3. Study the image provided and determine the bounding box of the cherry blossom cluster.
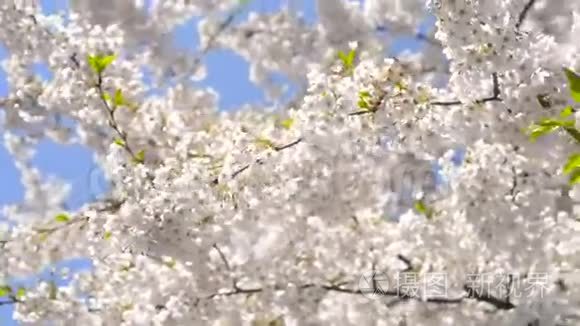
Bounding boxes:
[0,0,580,325]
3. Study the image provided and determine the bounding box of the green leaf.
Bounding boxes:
[564,127,580,143]
[338,49,356,74]
[38,230,49,241]
[0,285,12,297]
[103,231,112,240]
[101,92,111,102]
[133,150,145,164]
[526,117,576,142]
[414,200,427,214]
[54,213,70,223]
[395,81,407,92]
[537,118,574,128]
[564,68,580,102]
[254,137,275,149]
[359,90,371,99]
[113,89,126,107]
[87,54,116,75]
[100,55,116,69]
[279,118,294,130]
[16,287,25,299]
[414,200,434,219]
[527,124,558,142]
[570,169,580,185]
[346,49,356,65]
[564,153,580,174]
[113,138,125,147]
[357,98,370,110]
[560,105,575,118]
[357,90,374,110]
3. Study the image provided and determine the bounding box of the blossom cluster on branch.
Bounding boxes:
[1,0,580,325]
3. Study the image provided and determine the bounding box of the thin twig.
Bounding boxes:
[94,75,137,159]
[212,243,232,271]
[463,284,516,310]
[214,138,303,184]
[431,73,501,106]
[273,137,303,151]
[397,254,413,272]
[197,278,516,311]
[516,0,537,30]
[0,298,17,306]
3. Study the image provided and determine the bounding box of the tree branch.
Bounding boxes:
[397,254,413,272]
[515,0,537,30]
[214,138,303,184]
[0,295,19,306]
[430,73,501,106]
[197,278,516,311]
[463,284,516,310]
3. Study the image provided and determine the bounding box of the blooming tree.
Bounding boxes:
[2,0,580,325]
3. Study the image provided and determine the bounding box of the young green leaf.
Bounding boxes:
[38,230,49,241]
[113,138,125,147]
[564,68,580,102]
[346,49,356,66]
[357,99,370,109]
[113,89,126,107]
[103,231,112,240]
[527,124,558,142]
[0,285,12,297]
[54,213,70,223]
[357,90,372,110]
[564,153,580,174]
[526,117,576,142]
[101,92,111,102]
[536,118,574,128]
[87,54,116,75]
[133,150,145,164]
[395,81,407,92]
[278,118,294,130]
[359,90,371,99]
[560,105,575,118]
[16,287,26,299]
[570,169,580,185]
[338,49,356,74]
[414,200,434,219]
[254,137,275,150]
[564,127,580,143]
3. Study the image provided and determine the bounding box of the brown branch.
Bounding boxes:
[397,254,413,272]
[212,244,232,271]
[213,138,303,184]
[463,284,516,310]
[431,73,501,106]
[94,75,137,160]
[0,299,17,306]
[197,279,514,311]
[516,0,537,30]
[273,137,303,152]
[415,31,440,47]
[0,295,19,306]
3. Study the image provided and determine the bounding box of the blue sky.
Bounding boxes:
[0,1,431,323]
